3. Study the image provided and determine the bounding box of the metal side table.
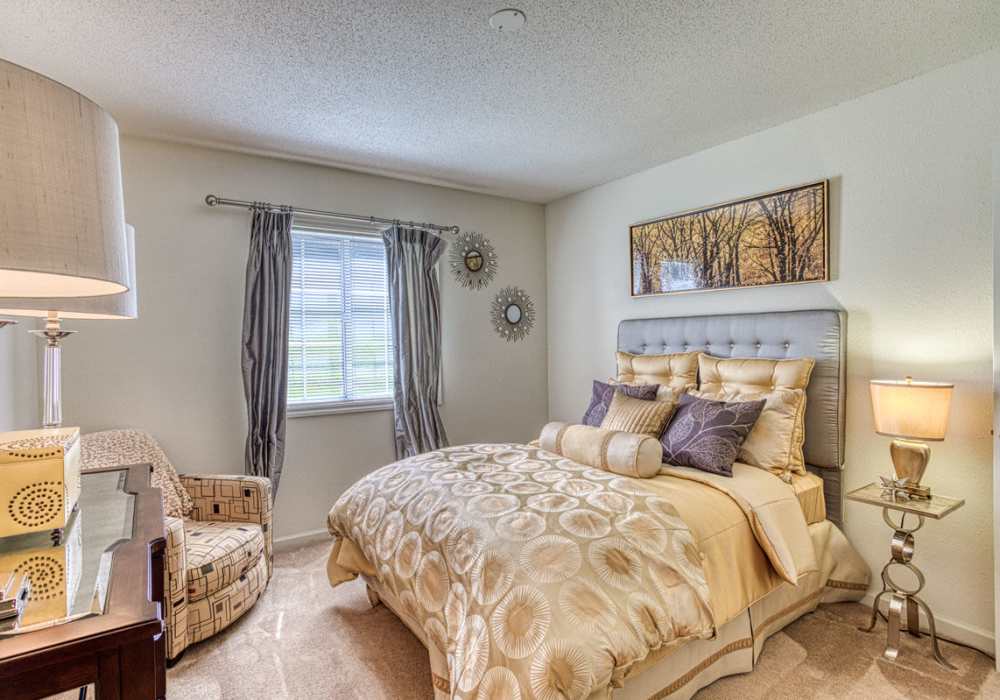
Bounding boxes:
[847,483,964,669]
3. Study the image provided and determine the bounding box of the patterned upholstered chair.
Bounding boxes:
[80,429,273,662]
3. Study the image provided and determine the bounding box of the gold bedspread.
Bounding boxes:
[649,472,778,624]
[655,463,819,623]
[326,444,817,699]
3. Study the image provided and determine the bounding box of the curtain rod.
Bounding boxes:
[203,195,460,235]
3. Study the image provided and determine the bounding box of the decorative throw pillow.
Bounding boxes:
[616,350,699,391]
[660,393,766,476]
[538,421,663,478]
[690,387,805,479]
[695,354,815,477]
[600,390,676,437]
[608,379,686,406]
[582,380,659,427]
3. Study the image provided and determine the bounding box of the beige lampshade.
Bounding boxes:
[0,225,137,320]
[0,59,129,297]
[870,378,953,441]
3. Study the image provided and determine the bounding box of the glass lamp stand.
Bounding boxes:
[28,312,75,429]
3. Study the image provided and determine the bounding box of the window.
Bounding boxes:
[287,227,393,414]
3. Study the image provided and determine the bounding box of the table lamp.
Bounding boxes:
[870,376,953,500]
[0,226,137,428]
[0,59,131,428]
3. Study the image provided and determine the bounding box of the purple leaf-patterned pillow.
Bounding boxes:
[660,393,766,476]
[582,380,660,427]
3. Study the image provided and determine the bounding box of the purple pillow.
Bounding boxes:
[582,380,660,426]
[660,393,766,477]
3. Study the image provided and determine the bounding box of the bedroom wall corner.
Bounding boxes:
[545,49,1000,650]
[993,141,1000,669]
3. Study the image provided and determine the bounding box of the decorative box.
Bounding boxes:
[0,427,81,538]
[0,507,82,628]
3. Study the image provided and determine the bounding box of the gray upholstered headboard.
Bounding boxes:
[618,309,846,526]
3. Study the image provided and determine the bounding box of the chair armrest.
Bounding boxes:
[163,516,189,660]
[178,473,274,580]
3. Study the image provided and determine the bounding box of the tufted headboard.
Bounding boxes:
[618,309,846,526]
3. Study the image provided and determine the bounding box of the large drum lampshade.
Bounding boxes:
[0,59,129,297]
[0,225,137,319]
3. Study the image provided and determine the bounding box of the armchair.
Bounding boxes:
[80,430,273,661]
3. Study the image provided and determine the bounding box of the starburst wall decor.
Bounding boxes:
[491,286,535,343]
[449,231,498,290]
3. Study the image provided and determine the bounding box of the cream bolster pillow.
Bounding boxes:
[539,421,663,478]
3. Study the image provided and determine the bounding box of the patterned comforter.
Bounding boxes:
[327,444,717,699]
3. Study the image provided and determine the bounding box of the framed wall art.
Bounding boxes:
[630,180,828,296]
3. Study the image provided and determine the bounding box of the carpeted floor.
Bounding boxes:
[56,539,999,699]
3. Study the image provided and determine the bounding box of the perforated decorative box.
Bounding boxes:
[0,506,82,628]
[0,428,81,538]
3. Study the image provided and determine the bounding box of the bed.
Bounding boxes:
[325,309,870,699]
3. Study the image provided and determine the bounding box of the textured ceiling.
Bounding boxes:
[2,1,998,203]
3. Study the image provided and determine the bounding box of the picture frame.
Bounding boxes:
[629,180,829,297]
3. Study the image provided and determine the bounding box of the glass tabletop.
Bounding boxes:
[0,468,135,636]
[845,482,964,520]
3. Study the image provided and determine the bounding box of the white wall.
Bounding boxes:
[0,323,38,432]
[546,50,999,648]
[993,143,1000,669]
[59,137,547,539]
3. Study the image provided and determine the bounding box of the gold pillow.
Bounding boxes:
[600,391,675,437]
[695,354,815,476]
[616,351,699,391]
[538,421,663,478]
[608,379,686,405]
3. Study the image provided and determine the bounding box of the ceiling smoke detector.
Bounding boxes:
[489,8,526,32]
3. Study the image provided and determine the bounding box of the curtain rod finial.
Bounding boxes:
[205,194,219,206]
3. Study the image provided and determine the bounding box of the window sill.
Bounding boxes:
[287,399,394,418]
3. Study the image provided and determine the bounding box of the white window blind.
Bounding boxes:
[287,228,393,411]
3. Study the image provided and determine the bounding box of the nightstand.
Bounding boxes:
[846,483,964,669]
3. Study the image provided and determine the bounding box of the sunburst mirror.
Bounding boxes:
[449,231,497,290]
[491,286,535,343]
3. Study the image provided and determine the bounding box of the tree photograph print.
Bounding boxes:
[630,180,828,296]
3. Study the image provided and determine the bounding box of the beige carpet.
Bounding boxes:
[55,539,999,699]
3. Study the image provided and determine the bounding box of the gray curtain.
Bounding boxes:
[384,225,449,458]
[242,206,292,491]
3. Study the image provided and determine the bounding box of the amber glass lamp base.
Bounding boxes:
[889,439,931,499]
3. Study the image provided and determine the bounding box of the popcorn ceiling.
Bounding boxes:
[1,1,997,203]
